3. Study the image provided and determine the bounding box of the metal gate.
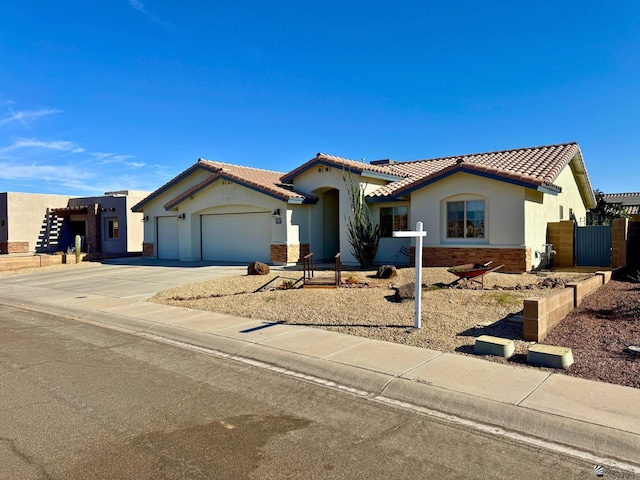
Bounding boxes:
[575,225,611,267]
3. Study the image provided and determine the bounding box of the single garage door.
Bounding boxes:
[201,212,271,263]
[157,216,179,259]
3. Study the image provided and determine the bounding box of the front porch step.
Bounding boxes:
[303,276,338,288]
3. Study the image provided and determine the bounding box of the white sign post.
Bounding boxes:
[393,221,427,329]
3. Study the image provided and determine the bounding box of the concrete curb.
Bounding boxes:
[381,377,640,465]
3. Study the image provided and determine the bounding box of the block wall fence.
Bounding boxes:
[523,270,613,342]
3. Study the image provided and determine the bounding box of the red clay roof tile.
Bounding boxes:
[368,142,588,199]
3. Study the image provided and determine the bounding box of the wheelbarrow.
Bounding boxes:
[447,261,504,289]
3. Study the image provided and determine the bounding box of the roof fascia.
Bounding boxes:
[567,149,597,209]
[132,163,207,212]
[361,170,404,182]
[164,173,220,210]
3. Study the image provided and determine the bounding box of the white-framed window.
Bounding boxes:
[380,206,408,237]
[447,200,485,238]
[106,218,119,240]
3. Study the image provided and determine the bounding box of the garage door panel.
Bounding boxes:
[201,213,270,263]
[157,216,179,260]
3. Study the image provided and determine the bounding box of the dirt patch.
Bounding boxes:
[542,278,640,388]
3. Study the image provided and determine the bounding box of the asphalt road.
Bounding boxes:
[0,304,623,479]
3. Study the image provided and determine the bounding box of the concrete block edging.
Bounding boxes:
[523,271,615,342]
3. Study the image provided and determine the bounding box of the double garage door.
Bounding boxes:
[201,212,271,263]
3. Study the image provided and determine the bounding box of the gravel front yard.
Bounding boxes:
[150,266,594,360]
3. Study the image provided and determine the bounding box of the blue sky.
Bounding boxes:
[1,1,638,196]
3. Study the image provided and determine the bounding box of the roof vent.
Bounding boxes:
[456,158,465,164]
[370,159,396,165]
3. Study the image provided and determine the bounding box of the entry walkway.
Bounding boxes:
[0,259,638,469]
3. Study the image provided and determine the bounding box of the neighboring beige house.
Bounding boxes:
[0,190,149,256]
[132,142,596,272]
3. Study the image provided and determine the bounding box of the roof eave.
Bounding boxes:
[567,149,597,209]
[132,162,206,212]
[361,170,405,182]
[537,184,562,195]
[376,167,557,200]
[164,174,314,211]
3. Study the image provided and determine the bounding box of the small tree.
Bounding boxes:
[344,170,380,269]
[586,189,629,226]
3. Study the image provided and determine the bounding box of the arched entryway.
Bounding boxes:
[322,189,340,261]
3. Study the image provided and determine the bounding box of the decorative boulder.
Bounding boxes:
[393,282,415,302]
[375,265,397,279]
[248,261,270,275]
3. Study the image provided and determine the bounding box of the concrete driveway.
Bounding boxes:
[0,257,249,301]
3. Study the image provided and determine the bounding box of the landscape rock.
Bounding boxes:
[375,265,397,279]
[247,261,270,275]
[393,282,415,302]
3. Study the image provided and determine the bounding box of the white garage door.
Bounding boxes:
[157,216,179,260]
[201,212,271,263]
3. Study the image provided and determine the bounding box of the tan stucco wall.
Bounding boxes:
[287,204,311,245]
[122,191,150,253]
[2,192,72,253]
[524,161,588,268]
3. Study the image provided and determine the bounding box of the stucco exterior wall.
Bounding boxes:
[524,162,588,268]
[1,192,72,253]
[288,204,310,245]
[123,191,150,252]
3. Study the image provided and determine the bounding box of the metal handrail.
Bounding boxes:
[303,253,314,285]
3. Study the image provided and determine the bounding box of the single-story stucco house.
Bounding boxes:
[0,190,149,256]
[132,142,596,272]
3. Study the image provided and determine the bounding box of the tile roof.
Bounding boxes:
[163,159,317,210]
[367,143,592,202]
[603,192,640,215]
[280,152,406,184]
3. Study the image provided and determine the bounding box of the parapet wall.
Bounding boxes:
[523,271,612,342]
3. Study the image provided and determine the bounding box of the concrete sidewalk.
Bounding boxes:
[1,260,639,468]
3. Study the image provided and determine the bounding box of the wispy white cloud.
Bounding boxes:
[0,108,60,127]
[0,162,94,182]
[92,152,145,168]
[129,0,147,14]
[127,0,170,28]
[0,138,84,155]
